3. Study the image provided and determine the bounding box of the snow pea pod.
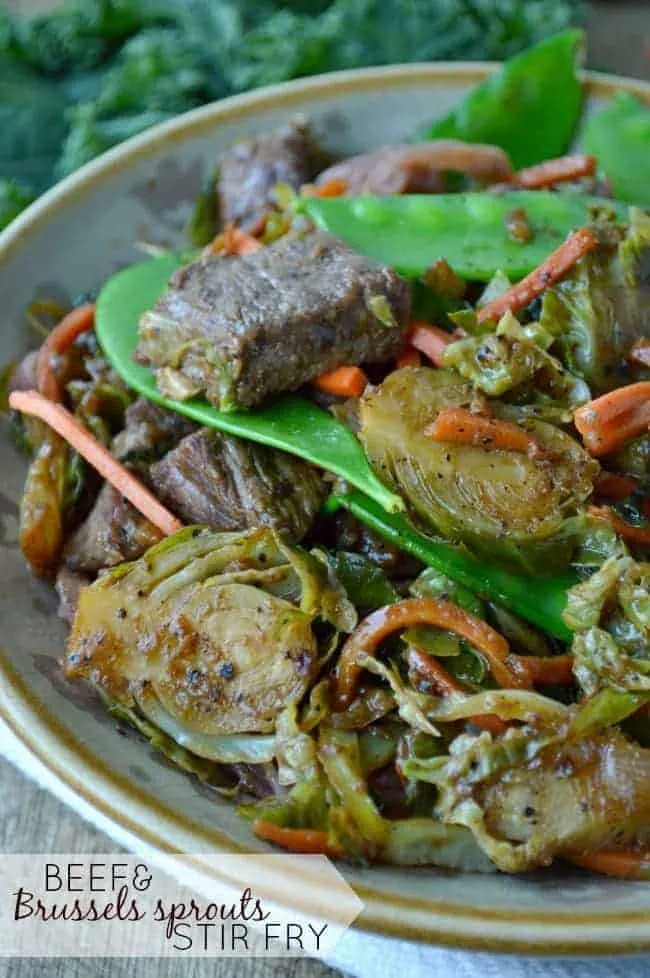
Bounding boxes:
[94,252,403,514]
[301,191,626,282]
[582,92,650,207]
[421,30,584,169]
[325,492,576,641]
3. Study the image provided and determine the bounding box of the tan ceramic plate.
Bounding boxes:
[2,64,650,955]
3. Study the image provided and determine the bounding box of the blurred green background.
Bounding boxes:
[0,0,647,230]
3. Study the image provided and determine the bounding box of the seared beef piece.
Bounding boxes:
[55,566,91,623]
[112,397,197,470]
[63,483,162,574]
[62,399,194,574]
[218,119,318,230]
[136,231,411,410]
[151,428,325,540]
[315,141,512,195]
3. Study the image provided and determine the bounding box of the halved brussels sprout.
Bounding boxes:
[540,210,650,395]
[66,526,356,736]
[565,554,650,697]
[431,725,650,872]
[358,367,598,573]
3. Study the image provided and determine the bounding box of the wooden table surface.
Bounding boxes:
[1,4,648,977]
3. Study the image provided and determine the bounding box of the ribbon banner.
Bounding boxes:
[0,853,363,957]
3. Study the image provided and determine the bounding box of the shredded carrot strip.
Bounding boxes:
[574,382,650,457]
[567,849,650,880]
[396,348,422,370]
[589,505,650,546]
[334,598,528,711]
[477,228,599,324]
[408,322,456,367]
[425,407,541,456]
[312,365,368,398]
[254,820,343,857]
[512,154,596,190]
[630,338,650,368]
[204,224,262,257]
[595,470,639,502]
[303,178,348,198]
[9,390,182,537]
[405,645,507,735]
[36,303,95,403]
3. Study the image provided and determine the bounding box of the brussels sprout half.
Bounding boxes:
[359,367,598,574]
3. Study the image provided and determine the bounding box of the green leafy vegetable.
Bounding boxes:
[329,551,399,612]
[422,29,585,168]
[582,92,650,207]
[442,310,587,401]
[0,2,584,230]
[0,68,68,192]
[565,554,650,701]
[540,211,650,395]
[0,179,34,228]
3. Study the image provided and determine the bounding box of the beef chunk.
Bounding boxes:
[151,428,325,540]
[63,400,195,574]
[218,119,318,230]
[63,483,162,574]
[136,231,411,409]
[315,141,512,195]
[112,397,197,471]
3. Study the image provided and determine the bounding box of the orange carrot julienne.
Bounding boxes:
[205,224,262,257]
[567,849,650,880]
[588,505,650,546]
[512,154,597,190]
[254,820,343,857]
[303,178,348,198]
[396,348,422,370]
[425,407,541,457]
[334,597,529,712]
[9,390,183,537]
[312,365,368,398]
[630,338,650,368]
[477,228,599,324]
[36,303,95,403]
[405,645,507,735]
[574,382,650,456]
[408,322,456,367]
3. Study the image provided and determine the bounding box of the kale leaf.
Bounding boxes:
[0,0,585,231]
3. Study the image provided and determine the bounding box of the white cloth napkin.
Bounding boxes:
[3,720,650,978]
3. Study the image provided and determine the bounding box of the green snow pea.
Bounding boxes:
[581,92,650,207]
[421,30,584,169]
[325,492,576,641]
[94,252,403,514]
[301,191,626,282]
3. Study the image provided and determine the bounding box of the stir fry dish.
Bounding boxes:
[5,33,650,879]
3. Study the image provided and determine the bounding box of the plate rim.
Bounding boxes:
[2,61,650,955]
